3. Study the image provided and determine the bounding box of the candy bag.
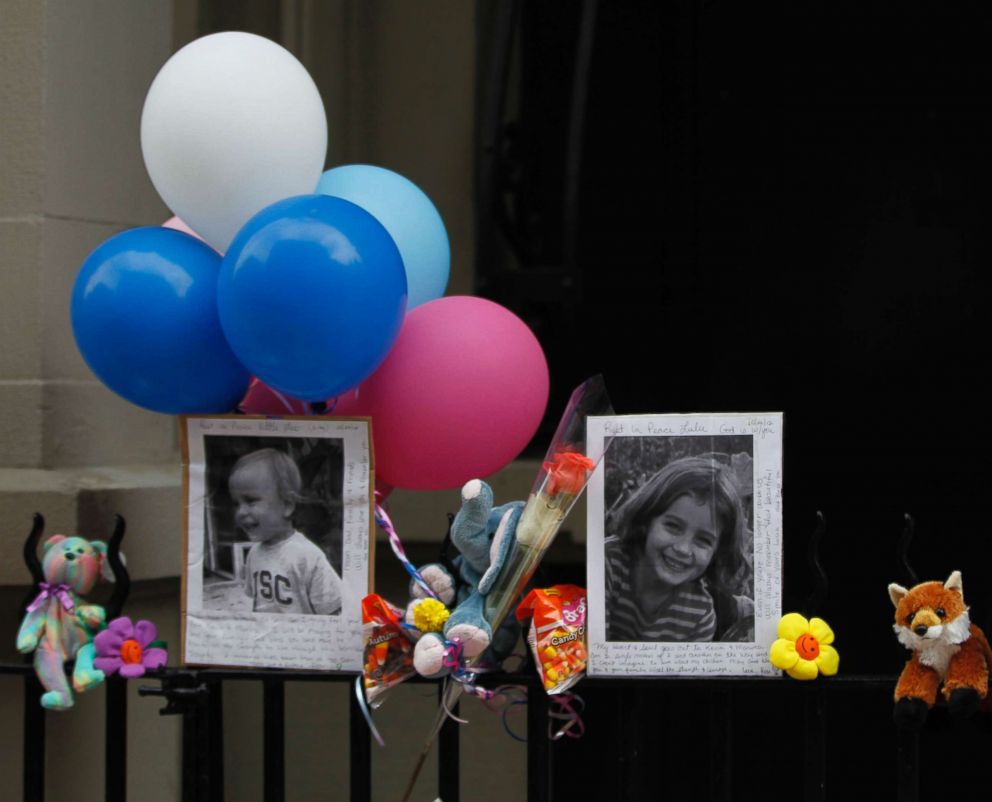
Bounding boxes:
[515,584,587,694]
[362,594,417,704]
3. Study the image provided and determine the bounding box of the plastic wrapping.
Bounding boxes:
[516,585,587,694]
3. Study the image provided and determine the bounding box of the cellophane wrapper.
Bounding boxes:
[362,594,417,705]
[516,584,587,694]
[481,375,613,632]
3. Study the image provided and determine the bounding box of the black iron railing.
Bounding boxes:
[2,512,983,801]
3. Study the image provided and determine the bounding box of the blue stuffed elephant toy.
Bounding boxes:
[409,479,524,677]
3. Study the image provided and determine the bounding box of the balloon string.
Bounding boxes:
[374,500,439,600]
[269,386,298,414]
[446,642,493,699]
[353,676,386,747]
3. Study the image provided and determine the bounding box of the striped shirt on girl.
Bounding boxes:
[604,536,717,642]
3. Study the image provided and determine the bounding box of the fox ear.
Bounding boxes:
[888,583,908,608]
[945,571,963,595]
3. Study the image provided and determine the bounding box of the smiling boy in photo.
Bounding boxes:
[229,448,342,615]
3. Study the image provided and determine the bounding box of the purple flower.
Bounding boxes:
[94,616,168,678]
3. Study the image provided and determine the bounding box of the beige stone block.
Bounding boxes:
[44,0,172,225]
[0,464,181,584]
[40,216,123,381]
[0,0,44,217]
[0,220,42,379]
[0,468,78,583]
[0,381,44,467]
[42,380,179,468]
[76,472,183,580]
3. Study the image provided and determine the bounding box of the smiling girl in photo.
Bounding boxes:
[604,455,753,642]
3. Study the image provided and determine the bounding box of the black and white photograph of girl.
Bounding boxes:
[603,436,755,643]
[587,412,783,677]
[200,434,344,616]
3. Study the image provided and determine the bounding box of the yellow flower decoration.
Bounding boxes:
[769,613,839,680]
[412,598,450,633]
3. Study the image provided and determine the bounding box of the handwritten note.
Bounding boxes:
[186,610,363,671]
[589,640,777,677]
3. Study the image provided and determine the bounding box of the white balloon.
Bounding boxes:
[141,32,327,252]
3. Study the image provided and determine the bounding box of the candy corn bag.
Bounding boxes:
[362,594,417,704]
[516,585,587,695]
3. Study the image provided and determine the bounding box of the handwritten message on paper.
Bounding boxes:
[586,413,784,677]
[589,641,777,677]
[181,415,372,671]
[185,610,363,670]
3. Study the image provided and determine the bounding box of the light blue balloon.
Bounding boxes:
[316,164,450,309]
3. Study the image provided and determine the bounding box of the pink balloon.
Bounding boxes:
[163,215,202,238]
[239,379,368,417]
[360,296,549,490]
[239,378,313,415]
[329,387,367,416]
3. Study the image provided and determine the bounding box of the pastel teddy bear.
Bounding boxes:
[409,479,524,677]
[17,535,114,710]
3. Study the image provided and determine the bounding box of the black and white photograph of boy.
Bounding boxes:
[603,435,755,643]
[200,435,344,616]
[182,415,372,671]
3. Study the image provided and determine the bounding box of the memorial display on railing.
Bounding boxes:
[56,28,796,711]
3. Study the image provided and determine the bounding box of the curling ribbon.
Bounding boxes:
[353,676,386,747]
[374,501,440,601]
[27,582,74,613]
[482,684,529,743]
[548,692,586,740]
[441,639,494,702]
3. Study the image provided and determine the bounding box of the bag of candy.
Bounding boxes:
[515,584,587,694]
[362,594,417,704]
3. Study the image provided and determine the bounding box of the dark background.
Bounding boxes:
[476,1,992,798]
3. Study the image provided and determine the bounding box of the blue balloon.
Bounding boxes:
[316,164,450,309]
[218,194,407,401]
[71,227,251,414]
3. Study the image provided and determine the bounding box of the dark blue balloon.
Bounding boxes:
[218,194,408,401]
[71,227,251,414]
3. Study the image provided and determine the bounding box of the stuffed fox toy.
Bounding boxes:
[888,570,992,729]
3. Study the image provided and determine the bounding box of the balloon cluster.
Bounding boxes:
[71,32,549,492]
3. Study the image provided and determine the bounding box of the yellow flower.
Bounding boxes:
[769,613,839,680]
[412,598,450,633]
